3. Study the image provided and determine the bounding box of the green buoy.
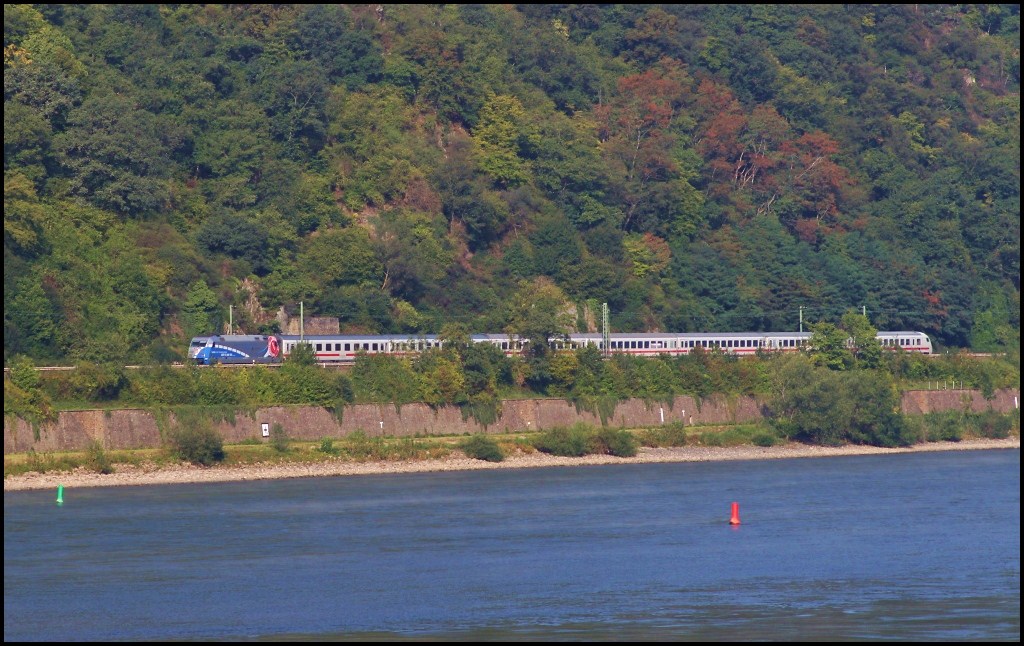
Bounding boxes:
[56,484,64,505]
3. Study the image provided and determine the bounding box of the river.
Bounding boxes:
[4,449,1019,641]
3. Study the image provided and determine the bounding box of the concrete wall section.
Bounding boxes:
[5,389,1019,454]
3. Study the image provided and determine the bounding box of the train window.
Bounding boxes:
[643,341,650,349]
[315,343,323,351]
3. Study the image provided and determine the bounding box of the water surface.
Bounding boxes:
[5,450,1019,641]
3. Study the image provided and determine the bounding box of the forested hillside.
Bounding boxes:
[4,4,1019,364]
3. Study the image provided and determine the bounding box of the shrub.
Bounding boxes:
[533,423,593,457]
[590,428,638,457]
[923,413,963,442]
[269,423,290,453]
[751,431,780,447]
[84,440,114,474]
[169,423,225,466]
[342,431,388,461]
[461,434,504,462]
[318,437,339,455]
[639,421,688,447]
[974,411,1013,439]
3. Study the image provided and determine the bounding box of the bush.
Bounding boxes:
[461,434,504,462]
[639,421,688,447]
[85,440,115,474]
[590,427,638,457]
[698,425,773,447]
[751,431,781,447]
[974,411,1013,439]
[923,413,963,442]
[169,423,225,466]
[269,423,290,452]
[318,437,339,455]
[533,423,593,457]
[767,363,911,447]
[342,431,388,461]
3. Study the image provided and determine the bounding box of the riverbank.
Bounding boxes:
[3,437,1018,492]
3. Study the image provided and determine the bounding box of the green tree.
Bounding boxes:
[768,356,910,447]
[809,321,853,370]
[841,310,882,369]
[53,94,176,216]
[182,280,220,339]
[505,277,575,390]
[378,209,454,300]
[473,93,535,186]
[299,226,383,289]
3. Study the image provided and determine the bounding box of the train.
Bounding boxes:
[188,330,933,365]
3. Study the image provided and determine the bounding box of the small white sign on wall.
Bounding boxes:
[261,423,270,438]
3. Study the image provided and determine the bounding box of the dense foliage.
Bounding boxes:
[4,4,1020,368]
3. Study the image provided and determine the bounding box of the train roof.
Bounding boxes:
[569,330,929,338]
[206,330,929,341]
[281,334,441,341]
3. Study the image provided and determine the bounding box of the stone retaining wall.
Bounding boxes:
[4,389,1019,454]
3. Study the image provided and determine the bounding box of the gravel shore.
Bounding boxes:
[4,437,1018,492]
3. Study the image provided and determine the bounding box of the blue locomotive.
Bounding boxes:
[188,334,281,365]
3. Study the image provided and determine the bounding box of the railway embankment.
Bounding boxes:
[4,389,1020,455]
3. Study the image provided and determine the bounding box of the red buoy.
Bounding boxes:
[729,502,741,525]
